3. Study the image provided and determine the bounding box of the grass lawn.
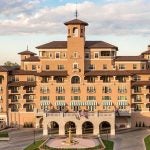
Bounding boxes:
[0,132,8,137]
[144,135,150,150]
[103,140,114,150]
[24,140,44,150]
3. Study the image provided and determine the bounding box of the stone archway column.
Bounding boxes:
[76,123,82,135]
[94,124,99,135]
[59,122,65,135]
[110,122,115,135]
[35,118,40,128]
[43,118,48,135]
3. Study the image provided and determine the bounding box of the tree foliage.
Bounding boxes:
[4,61,19,67]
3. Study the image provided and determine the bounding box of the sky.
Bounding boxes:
[0,0,150,64]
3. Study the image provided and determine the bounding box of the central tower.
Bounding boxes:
[64,19,88,80]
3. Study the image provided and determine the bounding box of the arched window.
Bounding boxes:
[71,76,80,84]
[73,27,78,37]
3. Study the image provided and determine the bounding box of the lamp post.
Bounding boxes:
[33,129,36,144]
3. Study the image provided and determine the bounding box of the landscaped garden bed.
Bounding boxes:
[144,135,150,150]
[24,140,44,150]
[0,131,9,140]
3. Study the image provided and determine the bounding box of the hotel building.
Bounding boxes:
[0,18,150,135]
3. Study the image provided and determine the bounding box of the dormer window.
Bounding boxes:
[73,27,78,37]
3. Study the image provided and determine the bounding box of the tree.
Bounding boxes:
[4,61,19,67]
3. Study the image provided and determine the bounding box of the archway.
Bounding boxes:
[39,118,43,128]
[82,121,93,134]
[71,76,80,84]
[99,121,111,134]
[48,121,59,135]
[65,121,76,135]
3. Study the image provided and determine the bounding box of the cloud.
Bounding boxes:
[0,0,150,35]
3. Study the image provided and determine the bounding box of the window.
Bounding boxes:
[71,87,80,93]
[86,106,96,112]
[87,86,96,93]
[54,77,64,83]
[0,77,3,84]
[41,77,49,83]
[32,65,36,71]
[49,53,53,58]
[116,76,126,82]
[73,27,78,37]
[141,64,145,70]
[86,77,95,83]
[133,86,141,93]
[27,76,35,82]
[71,96,80,100]
[89,64,95,70]
[102,86,111,93]
[101,51,111,56]
[103,64,107,70]
[73,63,78,69]
[118,64,125,70]
[101,76,110,83]
[40,87,49,94]
[71,76,80,84]
[133,64,137,70]
[94,52,99,59]
[133,75,141,81]
[56,87,65,93]
[87,96,96,100]
[40,96,49,101]
[56,96,65,100]
[58,65,64,70]
[102,96,111,100]
[118,96,127,100]
[73,52,78,58]
[55,52,60,59]
[118,86,127,93]
[85,52,90,59]
[46,65,50,70]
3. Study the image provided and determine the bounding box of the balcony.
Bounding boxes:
[11,90,19,93]
[26,90,34,93]
[26,109,34,112]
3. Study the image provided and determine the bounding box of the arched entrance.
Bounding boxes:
[39,118,43,128]
[82,121,93,134]
[48,121,59,135]
[65,121,76,135]
[99,121,111,134]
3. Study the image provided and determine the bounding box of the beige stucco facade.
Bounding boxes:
[0,18,150,135]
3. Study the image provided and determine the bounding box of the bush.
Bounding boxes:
[23,122,34,128]
[0,132,8,137]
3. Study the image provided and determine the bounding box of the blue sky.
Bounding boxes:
[0,0,150,64]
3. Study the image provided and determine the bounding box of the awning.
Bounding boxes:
[85,101,98,106]
[40,101,50,106]
[55,101,66,106]
[70,101,85,106]
[102,101,113,106]
[118,101,128,106]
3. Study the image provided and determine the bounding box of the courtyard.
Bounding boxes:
[0,128,149,150]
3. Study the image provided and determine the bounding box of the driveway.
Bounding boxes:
[0,128,43,150]
[111,128,150,150]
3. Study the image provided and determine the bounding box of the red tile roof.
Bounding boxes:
[141,50,150,55]
[18,50,36,55]
[36,41,118,49]
[37,71,68,77]
[132,81,150,86]
[64,19,88,26]
[8,81,36,87]
[115,56,146,61]
[85,70,133,76]
[22,56,40,62]
[11,70,37,75]
[0,66,19,72]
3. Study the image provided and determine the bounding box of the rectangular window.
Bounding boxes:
[87,96,96,100]
[73,63,78,69]
[87,86,96,93]
[94,52,99,59]
[71,96,80,100]
[71,87,80,93]
[118,64,125,70]
[40,87,49,94]
[118,96,127,100]
[102,96,111,100]
[85,52,90,59]
[141,64,145,70]
[102,86,111,93]
[46,65,50,70]
[118,86,127,93]
[56,96,65,100]
[89,64,95,70]
[27,76,35,82]
[55,52,60,59]
[58,65,64,70]
[56,87,65,93]
[103,64,107,70]
[133,64,137,70]
[40,96,49,101]
[32,65,36,71]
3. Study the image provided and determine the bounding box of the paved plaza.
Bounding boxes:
[0,128,149,150]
